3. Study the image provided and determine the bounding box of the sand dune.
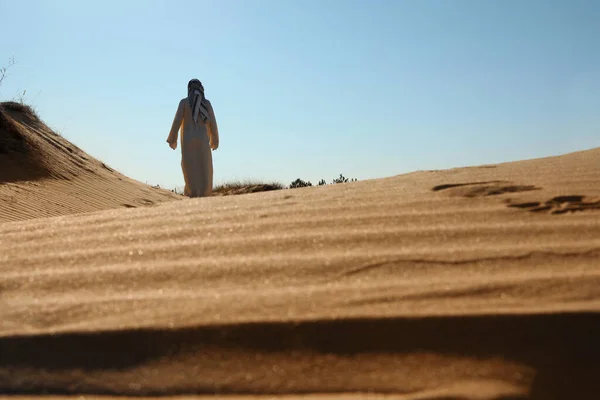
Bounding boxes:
[0,102,180,223]
[1,105,600,399]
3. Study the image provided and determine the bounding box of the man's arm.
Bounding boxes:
[167,99,185,149]
[206,100,219,150]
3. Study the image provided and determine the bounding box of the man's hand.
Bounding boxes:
[168,141,177,150]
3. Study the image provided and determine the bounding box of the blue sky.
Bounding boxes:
[1,0,598,188]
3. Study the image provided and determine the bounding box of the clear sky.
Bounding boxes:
[1,0,599,189]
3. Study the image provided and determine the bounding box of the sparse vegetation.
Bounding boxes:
[290,174,357,189]
[0,58,40,110]
[289,178,312,188]
[332,174,350,184]
[0,57,15,90]
[213,180,285,196]
[160,174,358,197]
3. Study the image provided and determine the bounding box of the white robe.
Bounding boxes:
[167,97,219,198]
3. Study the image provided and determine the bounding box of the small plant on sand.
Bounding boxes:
[0,57,40,110]
[332,173,357,184]
[332,174,349,184]
[290,174,357,189]
[289,178,313,188]
[213,180,285,196]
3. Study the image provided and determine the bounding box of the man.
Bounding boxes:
[167,79,219,197]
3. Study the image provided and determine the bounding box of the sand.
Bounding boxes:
[0,102,180,223]
[1,103,600,399]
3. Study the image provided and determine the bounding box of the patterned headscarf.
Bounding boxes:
[187,79,209,124]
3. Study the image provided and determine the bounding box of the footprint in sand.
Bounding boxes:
[433,182,600,215]
[507,195,600,215]
[432,181,540,198]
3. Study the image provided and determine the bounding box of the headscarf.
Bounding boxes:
[187,79,209,125]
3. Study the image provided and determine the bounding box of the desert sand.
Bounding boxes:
[0,102,180,223]
[1,102,600,399]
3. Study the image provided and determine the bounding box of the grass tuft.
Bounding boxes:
[212,180,285,196]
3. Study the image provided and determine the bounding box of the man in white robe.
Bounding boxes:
[167,79,219,197]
